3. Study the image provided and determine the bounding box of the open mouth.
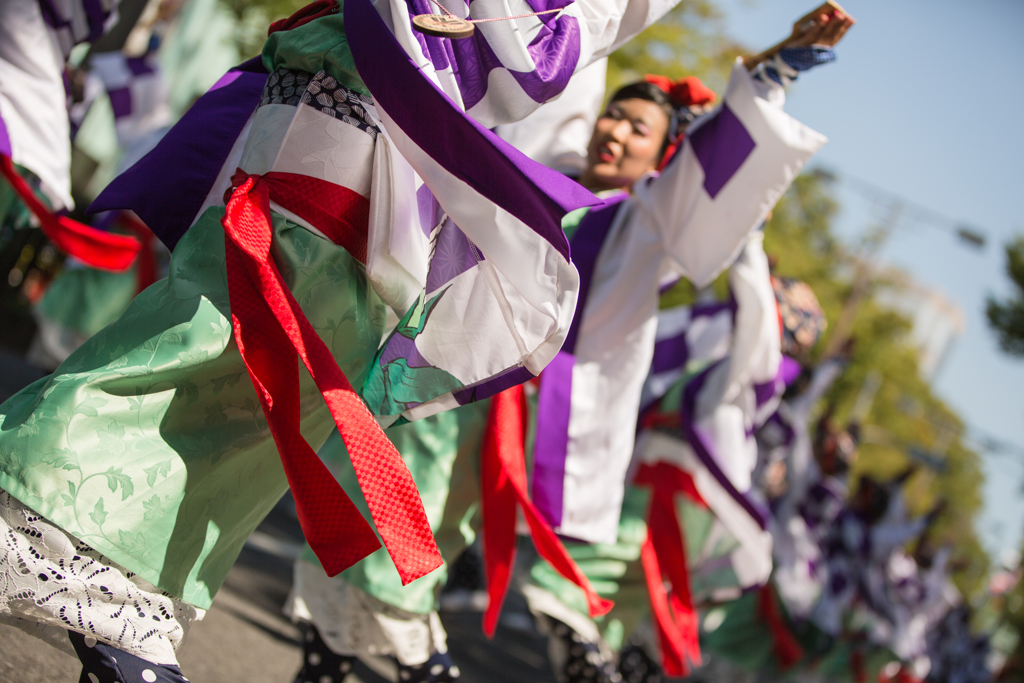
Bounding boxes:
[597,144,616,163]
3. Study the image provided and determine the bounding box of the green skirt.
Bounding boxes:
[300,400,489,615]
[0,206,386,609]
[36,264,138,338]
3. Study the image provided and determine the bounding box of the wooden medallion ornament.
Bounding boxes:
[412,13,475,38]
[412,0,565,40]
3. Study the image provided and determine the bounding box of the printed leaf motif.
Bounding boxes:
[142,495,165,522]
[241,397,260,416]
[61,480,76,507]
[89,498,107,526]
[209,318,230,338]
[176,348,209,366]
[98,421,127,454]
[105,421,126,440]
[179,434,214,459]
[17,413,41,437]
[40,449,80,472]
[211,372,242,395]
[117,529,147,555]
[54,406,72,427]
[0,447,25,480]
[41,376,69,400]
[175,381,199,405]
[206,488,230,518]
[144,460,172,487]
[292,239,313,267]
[162,328,185,346]
[203,403,228,428]
[102,467,134,501]
[74,396,108,418]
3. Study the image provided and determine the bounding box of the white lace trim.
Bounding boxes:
[285,559,448,666]
[0,489,203,665]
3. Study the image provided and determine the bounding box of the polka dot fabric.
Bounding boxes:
[397,651,461,683]
[292,624,356,683]
[69,630,190,683]
[617,642,663,683]
[546,618,620,683]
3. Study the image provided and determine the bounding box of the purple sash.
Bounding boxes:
[531,195,627,527]
[89,57,269,250]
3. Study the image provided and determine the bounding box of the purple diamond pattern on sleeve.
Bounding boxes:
[424,220,481,293]
[379,331,433,369]
[688,103,756,199]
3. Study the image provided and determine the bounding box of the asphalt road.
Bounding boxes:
[0,495,558,683]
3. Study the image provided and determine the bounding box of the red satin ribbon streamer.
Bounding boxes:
[757,585,805,670]
[635,462,704,676]
[117,212,157,293]
[221,172,441,583]
[851,647,867,683]
[0,155,141,272]
[267,0,338,35]
[879,666,923,683]
[480,385,613,637]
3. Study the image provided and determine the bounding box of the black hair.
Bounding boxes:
[607,82,677,155]
[608,82,676,120]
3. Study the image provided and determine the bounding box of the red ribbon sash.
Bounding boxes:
[756,584,805,670]
[221,171,441,583]
[116,212,158,293]
[480,385,613,637]
[635,462,705,676]
[0,155,141,272]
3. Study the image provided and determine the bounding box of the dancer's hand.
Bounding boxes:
[788,7,855,48]
[743,3,855,70]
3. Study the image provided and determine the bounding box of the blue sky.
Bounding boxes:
[716,0,1024,559]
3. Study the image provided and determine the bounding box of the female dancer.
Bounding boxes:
[0,0,675,679]
[288,6,853,683]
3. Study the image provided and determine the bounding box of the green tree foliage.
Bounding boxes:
[220,0,307,57]
[621,0,991,598]
[606,0,744,95]
[987,237,1024,358]
[762,173,989,597]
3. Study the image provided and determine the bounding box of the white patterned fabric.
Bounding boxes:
[0,489,202,666]
[493,57,608,176]
[0,0,74,210]
[543,64,823,543]
[285,559,448,667]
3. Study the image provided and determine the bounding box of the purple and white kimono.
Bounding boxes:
[633,230,792,596]
[0,0,119,211]
[529,62,827,545]
[91,0,694,427]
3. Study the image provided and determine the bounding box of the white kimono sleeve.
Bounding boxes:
[633,60,828,288]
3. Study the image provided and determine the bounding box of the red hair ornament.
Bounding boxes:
[643,75,717,108]
[643,75,718,170]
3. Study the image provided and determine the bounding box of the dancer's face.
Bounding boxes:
[580,98,669,192]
